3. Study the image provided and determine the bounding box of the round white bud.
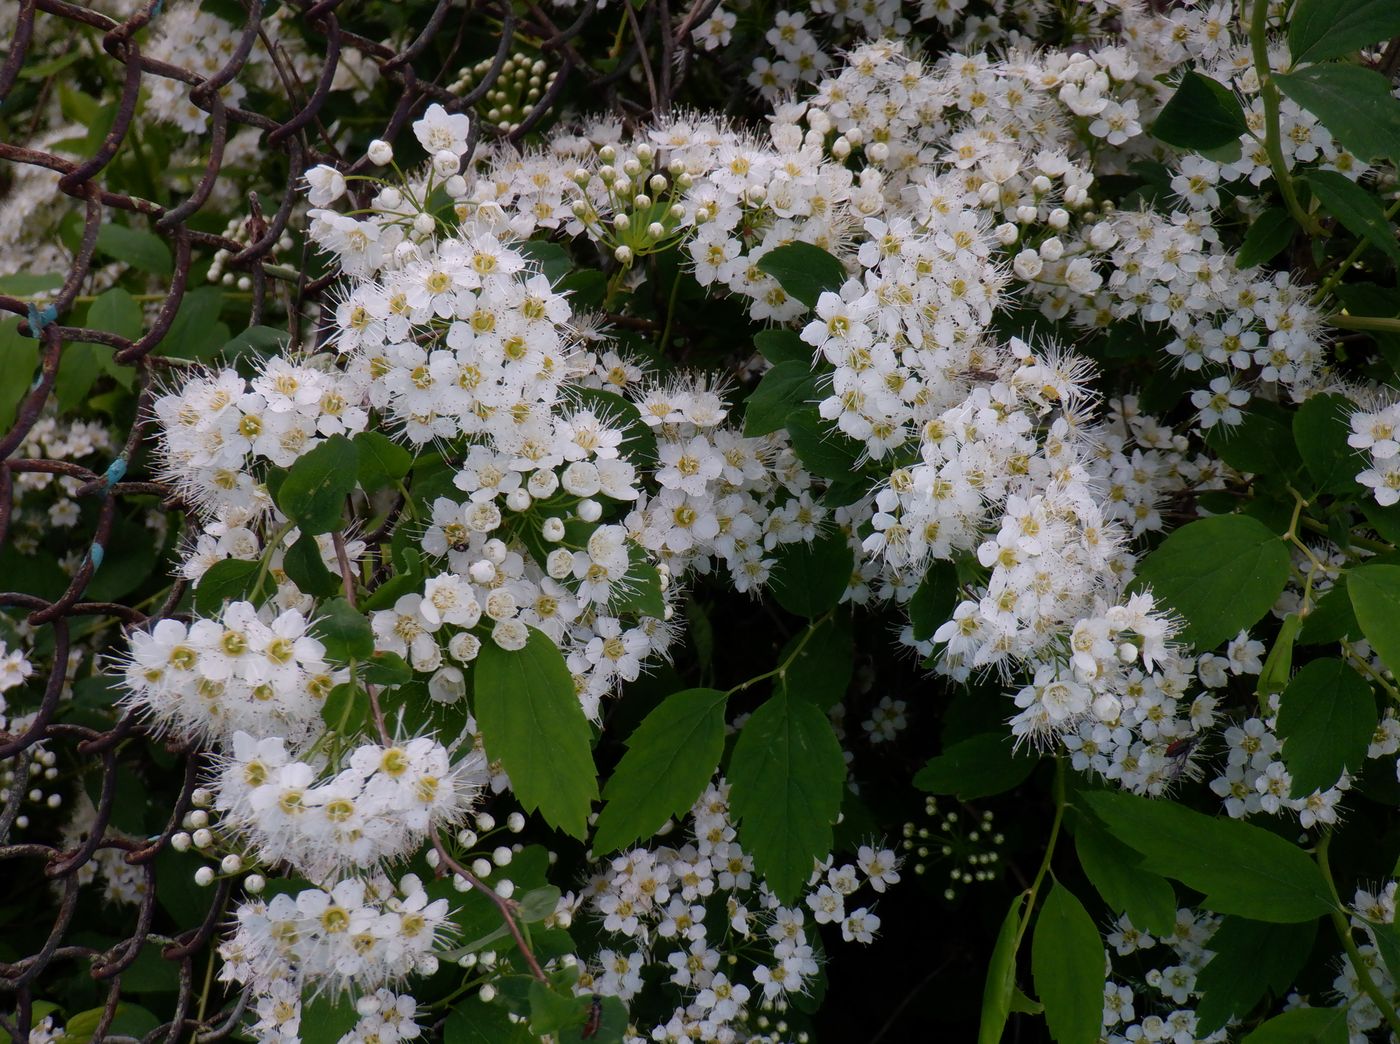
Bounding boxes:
[577,499,602,523]
[367,139,393,165]
[194,866,215,886]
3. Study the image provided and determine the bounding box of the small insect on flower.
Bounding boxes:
[451,541,472,553]
[580,995,603,1039]
[1164,735,1204,781]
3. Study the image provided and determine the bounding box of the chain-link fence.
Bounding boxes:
[0,2,652,1037]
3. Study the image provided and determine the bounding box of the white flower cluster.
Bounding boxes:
[213,733,482,881]
[153,360,369,524]
[1349,399,1400,506]
[218,874,451,1002]
[1100,906,1228,1043]
[120,602,339,747]
[570,782,897,1039]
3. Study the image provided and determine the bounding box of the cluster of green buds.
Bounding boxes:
[902,796,1005,902]
[448,52,555,134]
[569,142,700,267]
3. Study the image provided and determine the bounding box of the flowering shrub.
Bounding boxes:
[11,0,1400,1041]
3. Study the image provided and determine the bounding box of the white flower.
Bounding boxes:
[413,103,472,157]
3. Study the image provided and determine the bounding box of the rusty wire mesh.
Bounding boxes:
[0,0,682,1037]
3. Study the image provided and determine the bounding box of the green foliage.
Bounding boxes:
[1080,790,1334,922]
[314,596,374,663]
[193,558,260,614]
[914,732,1038,800]
[354,430,413,493]
[1074,820,1177,937]
[742,360,820,437]
[768,530,853,617]
[1193,917,1318,1034]
[592,688,728,854]
[728,689,846,903]
[475,628,598,839]
[1288,0,1400,66]
[1275,658,1376,797]
[95,223,172,275]
[1241,1006,1349,1043]
[978,893,1029,1044]
[283,532,340,598]
[1132,515,1290,650]
[754,242,846,307]
[1304,170,1400,266]
[1274,64,1400,164]
[1347,564,1400,674]
[1292,392,1366,496]
[276,434,359,534]
[1152,70,1247,150]
[1031,883,1106,1044]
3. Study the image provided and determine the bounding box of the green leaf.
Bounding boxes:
[755,241,846,308]
[221,323,286,359]
[978,893,1029,1044]
[1152,70,1248,150]
[768,530,853,617]
[909,560,958,643]
[1293,392,1366,495]
[1074,821,1177,937]
[1289,0,1400,65]
[300,992,362,1044]
[519,239,573,285]
[163,287,229,361]
[743,360,819,437]
[1348,564,1400,675]
[1275,64,1400,164]
[1080,790,1334,922]
[314,596,374,663]
[610,554,666,619]
[1194,917,1318,1034]
[1372,919,1400,982]
[276,434,359,534]
[444,996,534,1043]
[728,689,846,903]
[354,431,412,493]
[475,627,598,838]
[1132,514,1290,650]
[787,406,864,479]
[593,688,728,854]
[321,682,367,736]
[1235,207,1295,269]
[777,613,853,709]
[1277,657,1376,797]
[914,733,1038,801]
[1305,169,1400,266]
[364,650,414,687]
[1298,579,1360,644]
[0,319,39,430]
[1255,612,1301,700]
[529,982,588,1036]
[754,328,811,366]
[1031,882,1105,1044]
[64,1005,159,1044]
[95,223,172,275]
[1206,409,1301,476]
[283,532,340,598]
[558,995,627,1044]
[1241,1006,1348,1044]
[193,558,260,615]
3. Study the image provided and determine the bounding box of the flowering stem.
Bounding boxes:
[1326,314,1400,335]
[1316,829,1400,1037]
[332,531,357,607]
[1012,756,1066,953]
[1250,0,1322,236]
[429,829,548,984]
[724,610,834,697]
[1311,196,1400,307]
[251,520,296,603]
